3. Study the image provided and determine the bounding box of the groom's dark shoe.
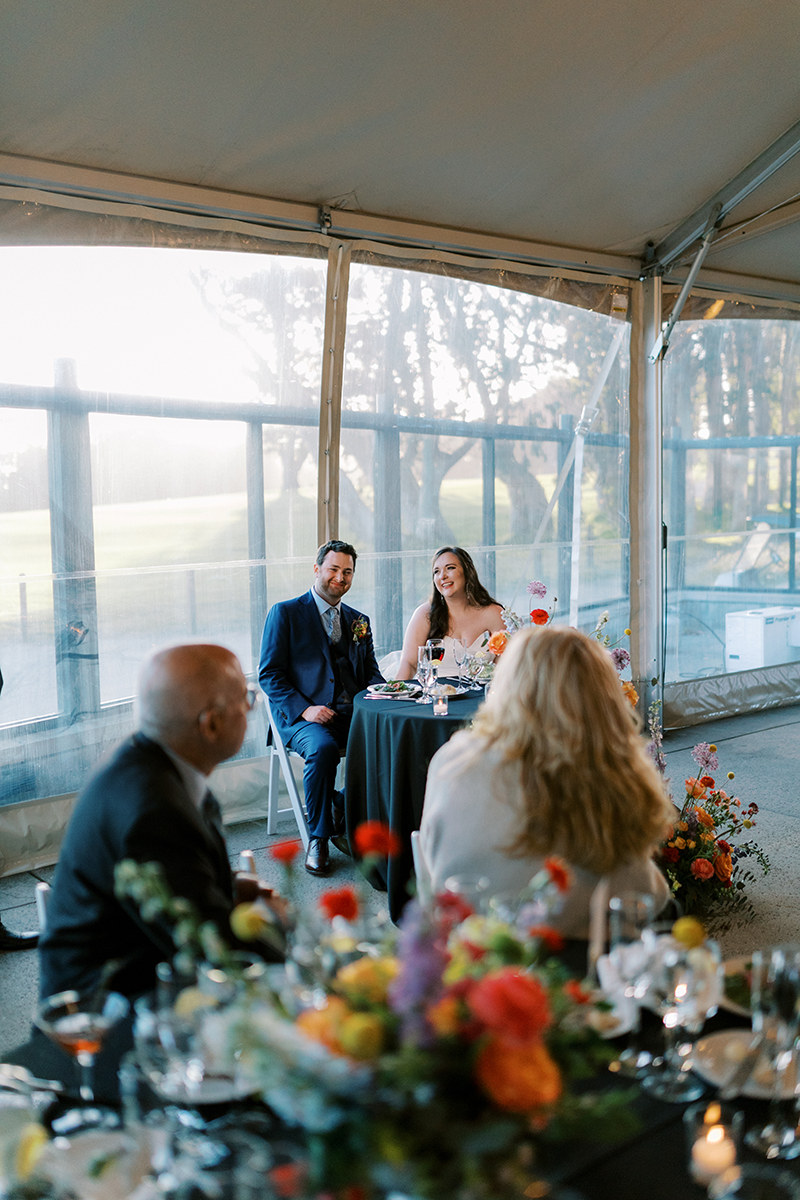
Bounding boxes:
[304,837,331,876]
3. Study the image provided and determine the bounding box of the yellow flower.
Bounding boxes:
[335,956,399,1005]
[677,821,689,832]
[295,996,349,1053]
[338,1012,385,1060]
[674,837,686,850]
[621,680,639,707]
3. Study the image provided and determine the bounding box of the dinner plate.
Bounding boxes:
[157,1072,258,1105]
[366,681,420,698]
[691,1029,794,1100]
[720,955,752,1018]
[431,683,471,698]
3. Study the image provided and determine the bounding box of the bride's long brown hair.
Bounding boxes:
[427,546,500,640]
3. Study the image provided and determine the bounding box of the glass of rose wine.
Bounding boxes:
[35,988,130,1107]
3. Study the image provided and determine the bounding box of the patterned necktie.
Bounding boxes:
[325,606,341,644]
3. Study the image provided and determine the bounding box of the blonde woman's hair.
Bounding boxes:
[472,625,672,875]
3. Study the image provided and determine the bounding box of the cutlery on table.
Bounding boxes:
[718,1033,763,1099]
[0,1063,65,1094]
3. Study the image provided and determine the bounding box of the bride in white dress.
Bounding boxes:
[394,547,506,680]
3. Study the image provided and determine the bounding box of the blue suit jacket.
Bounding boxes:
[258,589,383,742]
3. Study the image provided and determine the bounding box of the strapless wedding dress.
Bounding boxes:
[438,632,491,677]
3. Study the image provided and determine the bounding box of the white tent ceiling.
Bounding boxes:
[1,1,800,301]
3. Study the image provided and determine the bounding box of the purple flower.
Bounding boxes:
[610,647,630,672]
[388,900,448,1046]
[527,580,547,598]
[691,742,719,773]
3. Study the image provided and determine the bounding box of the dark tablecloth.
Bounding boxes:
[344,687,482,920]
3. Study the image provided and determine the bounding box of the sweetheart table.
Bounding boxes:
[343,686,482,920]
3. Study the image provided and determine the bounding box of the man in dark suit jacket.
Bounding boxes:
[39,643,283,999]
[259,539,383,875]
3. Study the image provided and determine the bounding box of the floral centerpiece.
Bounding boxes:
[655,737,769,934]
[116,838,634,1200]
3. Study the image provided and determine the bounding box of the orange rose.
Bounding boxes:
[475,1035,562,1114]
[486,631,508,655]
[690,858,715,880]
[714,852,733,882]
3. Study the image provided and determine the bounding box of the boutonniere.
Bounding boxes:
[351,616,369,645]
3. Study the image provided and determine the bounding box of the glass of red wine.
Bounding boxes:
[35,988,130,1108]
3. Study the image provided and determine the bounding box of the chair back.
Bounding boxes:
[410,830,433,909]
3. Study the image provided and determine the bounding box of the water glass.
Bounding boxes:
[745,944,800,1160]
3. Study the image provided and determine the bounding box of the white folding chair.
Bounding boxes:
[263,695,311,848]
[35,880,51,932]
[410,829,434,910]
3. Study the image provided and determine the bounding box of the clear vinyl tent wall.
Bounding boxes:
[0,196,797,871]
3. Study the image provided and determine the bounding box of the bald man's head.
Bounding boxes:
[137,644,250,773]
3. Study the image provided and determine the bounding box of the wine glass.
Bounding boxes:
[416,645,435,703]
[745,944,800,1160]
[604,892,656,1076]
[426,639,446,680]
[452,636,468,688]
[35,987,130,1117]
[637,926,722,1103]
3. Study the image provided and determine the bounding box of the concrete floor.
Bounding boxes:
[1,702,798,1057]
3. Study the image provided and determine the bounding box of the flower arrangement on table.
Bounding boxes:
[114,832,634,1200]
[655,737,770,934]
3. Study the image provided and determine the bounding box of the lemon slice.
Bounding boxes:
[14,1121,48,1180]
[672,916,705,948]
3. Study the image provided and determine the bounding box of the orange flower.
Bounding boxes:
[621,680,639,707]
[530,609,550,626]
[319,885,359,922]
[564,979,592,1005]
[690,858,715,880]
[544,856,572,894]
[353,821,402,858]
[486,631,508,655]
[686,778,708,799]
[694,807,715,829]
[426,993,463,1038]
[295,996,349,1052]
[468,968,551,1043]
[528,925,565,953]
[475,1035,562,1114]
[714,852,733,882]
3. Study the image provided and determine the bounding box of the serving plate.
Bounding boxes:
[691,1028,793,1100]
[366,681,420,698]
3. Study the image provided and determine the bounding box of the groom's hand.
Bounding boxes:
[302,704,335,724]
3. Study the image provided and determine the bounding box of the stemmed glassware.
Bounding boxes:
[604,892,656,1076]
[637,924,722,1103]
[452,636,468,688]
[416,645,435,704]
[745,943,800,1160]
[426,638,445,681]
[35,987,130,1125]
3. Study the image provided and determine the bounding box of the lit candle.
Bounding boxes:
[691,1124,737,1185]
[433,694,448,715]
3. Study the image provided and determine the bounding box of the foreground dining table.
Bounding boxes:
[344,686,482,920]
[7,1003,800,1200]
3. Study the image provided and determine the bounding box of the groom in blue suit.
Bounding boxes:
[258,540,383,875]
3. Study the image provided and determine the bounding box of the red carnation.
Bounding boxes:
[353,821,402,858]
[318,885,359,922]
[544,856,572,894]
[468,968,551,1043]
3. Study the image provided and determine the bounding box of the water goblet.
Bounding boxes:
[604,891,656,1076]
[745,944,800,1160]
[35,987,130,1128]
[452,636,468,688]
[637,925,722,1103]
[426,638,446,679]
[416,646,435,704]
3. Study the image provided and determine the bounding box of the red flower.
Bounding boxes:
[528,925,565,953]
[544,856,572,894]
[690,858,715,881]
[468,968,551,1043]
[564,979,592,1005]
[530,609,549,626]
[318,885,359,922]
[700,775,716,789]
[353,821,402,858]
[434,891,475,927]
[661,845,680,864]
[270,839,302,865]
